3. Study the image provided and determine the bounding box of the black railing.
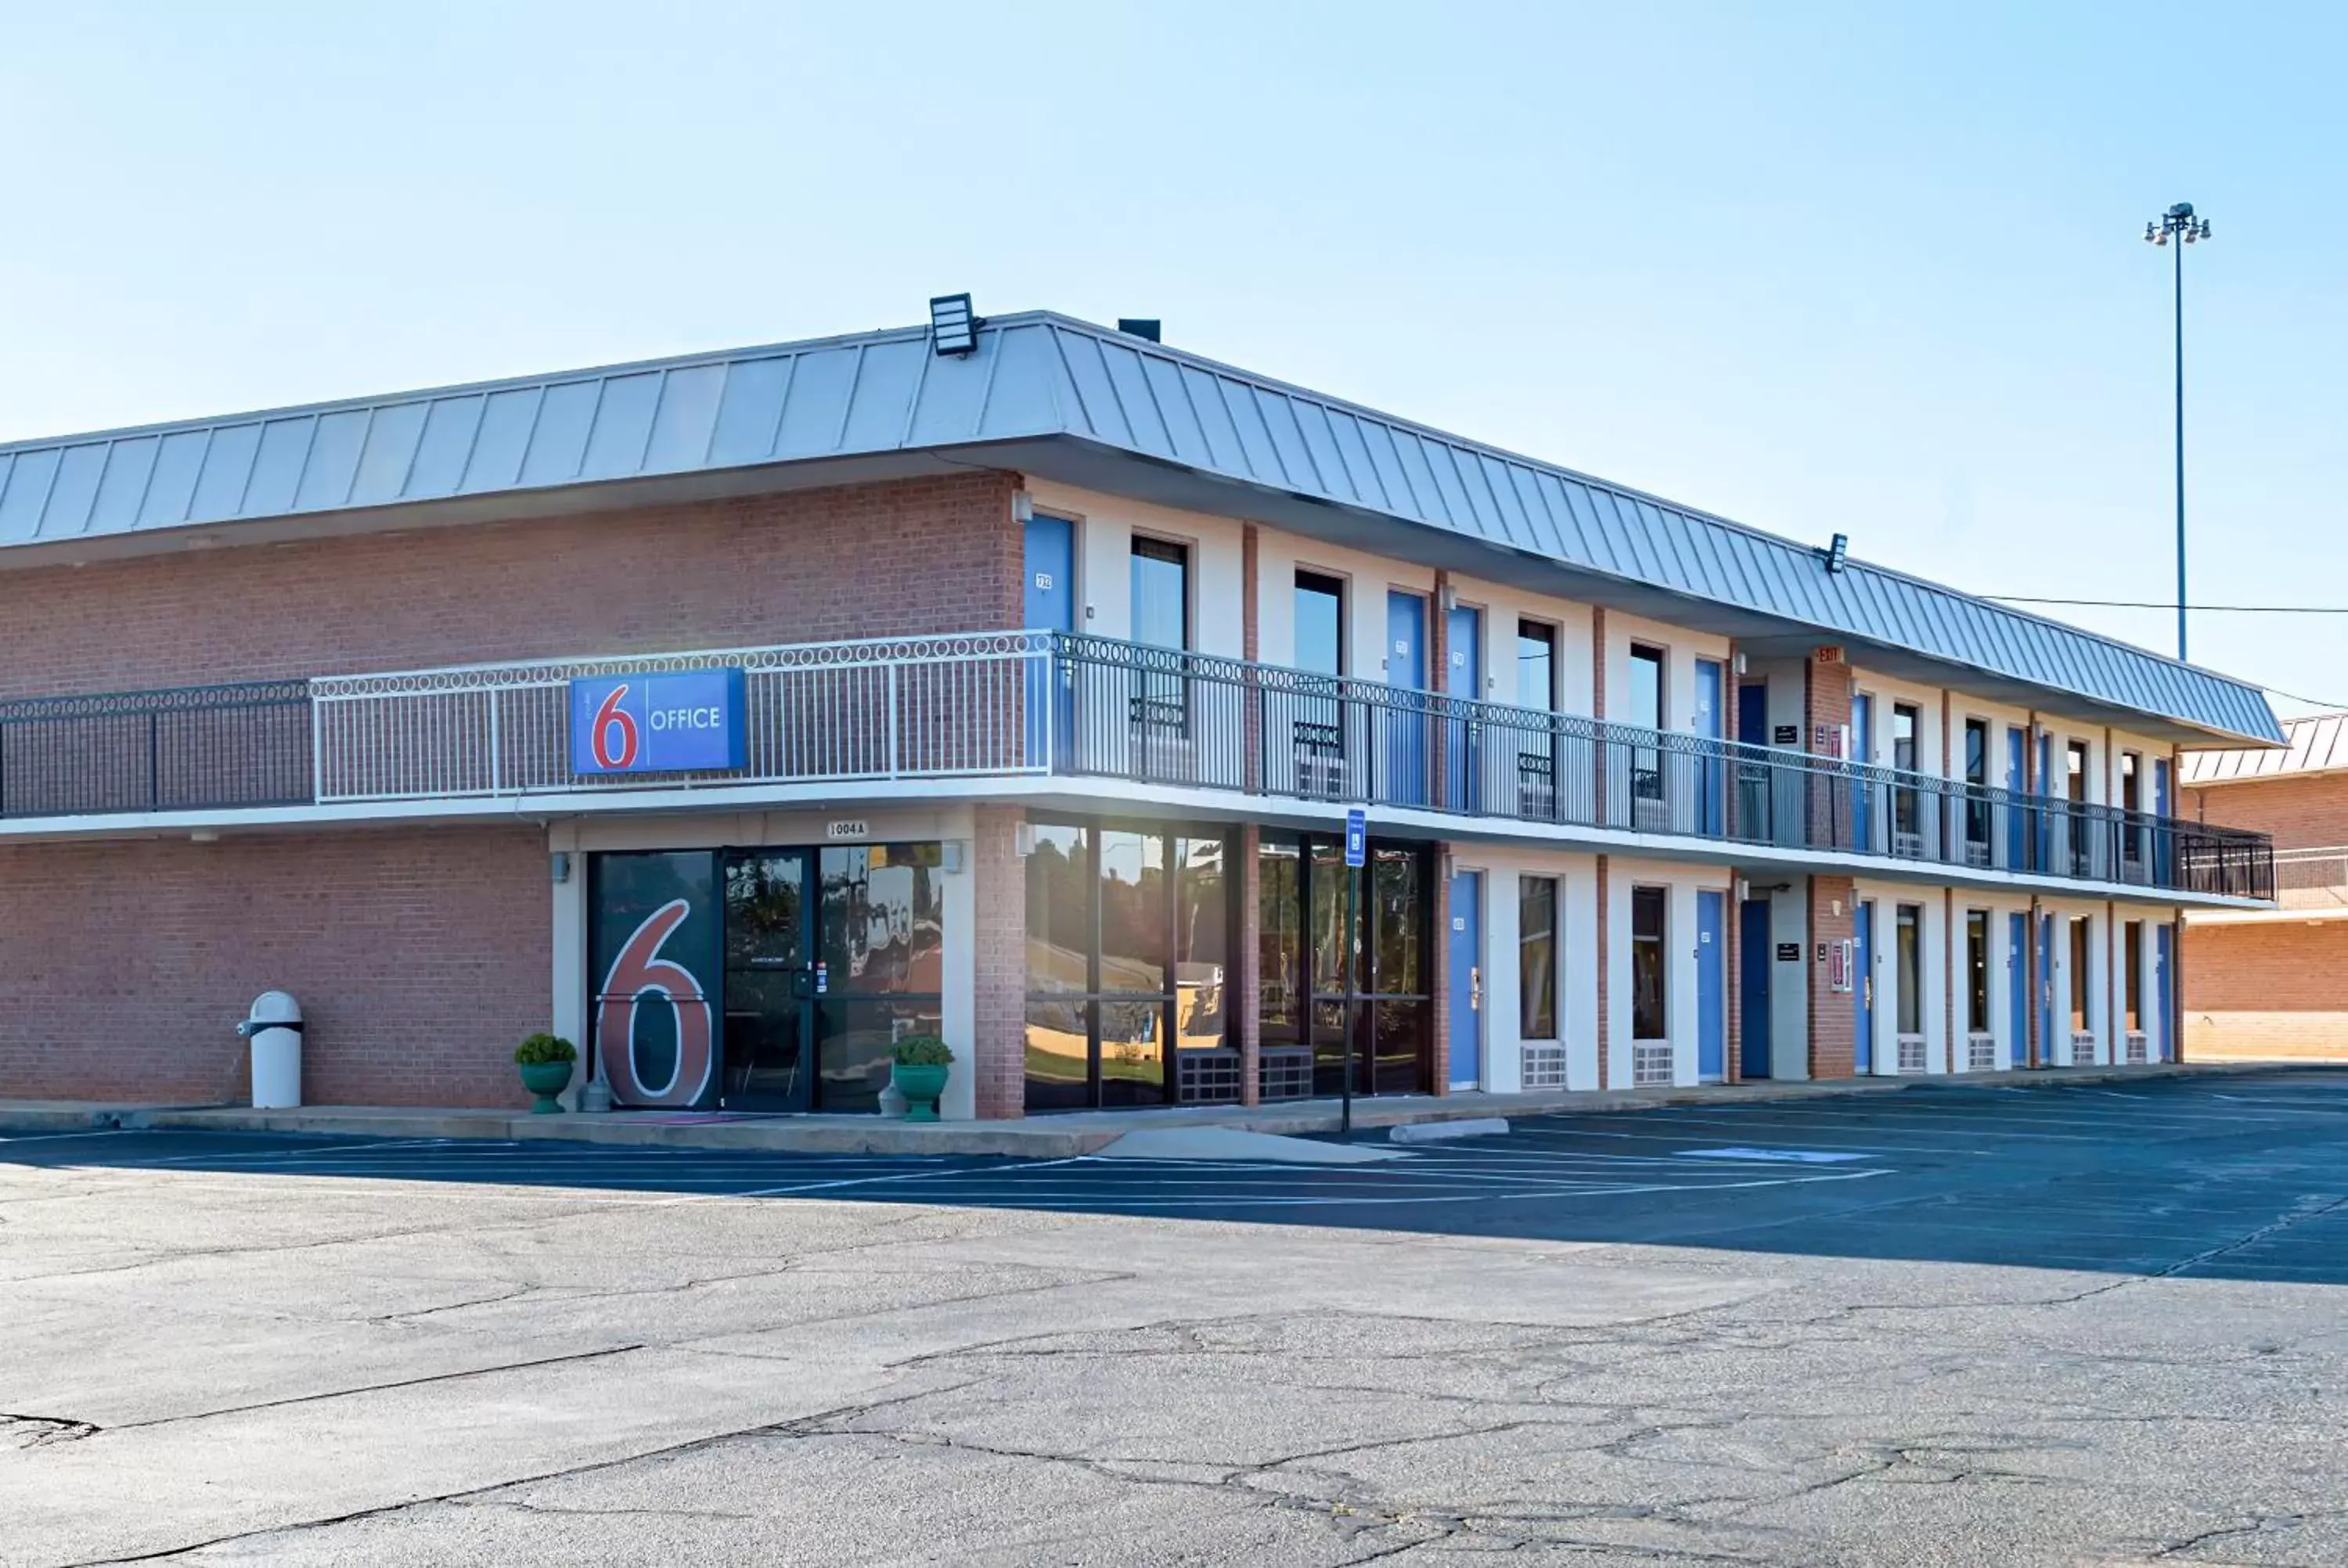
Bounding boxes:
[0,681,312,818]
[1052,634,2274,901]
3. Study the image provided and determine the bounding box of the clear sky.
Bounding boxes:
[3,2,2342,717]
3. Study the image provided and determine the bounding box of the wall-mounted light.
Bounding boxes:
[1014,822,1037,858]
[1011,490,1034,523]
[1824,533,1850,574]
[941,841,967,876]
[930,293,980,356]
[551,851,572,884]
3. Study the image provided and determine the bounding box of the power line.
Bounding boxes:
[1987,595,2348,615]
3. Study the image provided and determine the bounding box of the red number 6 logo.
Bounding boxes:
[596,899,713,1106]
[591,683,640,770]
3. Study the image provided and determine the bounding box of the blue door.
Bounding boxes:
[1736,682,1770,843]
[1695,660,1724,837]
[1739,898,1774,1077]
[1850,692,1874,852]
[2035,912,2055,1068]
[1445,604,1482,812]
[1023,515,1075,768]
[2035,731,2054,873]
[1853,900,1875,1073]
[2153,757,2174,886]
[2008,912,2028,1070]
[1448,871,1482,1088]
[2155,922,2174,1061]
[1697,889,1726,1081]
[1385,590,1427,805]
[2005,726,2026,871]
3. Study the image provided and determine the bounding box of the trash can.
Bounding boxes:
[236,991,304,1109]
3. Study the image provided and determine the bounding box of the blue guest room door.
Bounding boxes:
[1738,898,1773,1077]
[1446,604,1482,811]
[1448,870,1482,1088]
[1853,900,1874,1074]
[1385,590,1427,805]
[1022,514,1074,766]
[2008,912,2029,1069]
[1695,660,1724,836]
[1697,889,1726,1081]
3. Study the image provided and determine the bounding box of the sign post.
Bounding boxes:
[1341,809,1366,1136]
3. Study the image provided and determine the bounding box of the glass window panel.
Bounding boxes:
[818,843,942,996]
[1370,844,1421,995]
[1295,572,1344,676]
[2071,917,2091,1028]
[1631,886,1666,1041]
[817,998,939,1113]
[1174,836,1226,1049]
[1964,720,1988,786]
[1024,996,1093,1113]
[1893,704,1919,771]
[1312,998,1352,1097]
[1025,823,1091,994]
[1097,998,1169,1106]
[2126,922,2144,1030]
[2067,741,2089,803]
[1966,911,1990,1034]
[1310,839,1351,994]
[1518,620,1556,710]
[1630,646,1663,729]
[1097,828,1169,994]
[2122,753,2141,813]
[1371,998,1428,1095]
[1259,839,1302,1036]
[1130,536,1190,651]
[1896,906,1922,1035]
[1519,876,1558,1039]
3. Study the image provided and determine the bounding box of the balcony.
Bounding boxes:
[0,630,2274,901]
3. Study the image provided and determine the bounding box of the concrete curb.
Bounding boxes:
[0,1062,2327,1158]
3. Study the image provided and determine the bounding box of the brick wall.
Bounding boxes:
[0,472,1025,699]
[2184,773,2348,850]
[2184,920,2348,1061]
[971,804,1027,1118]
[1809,876,1857,1077]
[0,827,546,1106]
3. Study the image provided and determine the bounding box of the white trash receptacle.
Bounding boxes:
[236,991,304,1109]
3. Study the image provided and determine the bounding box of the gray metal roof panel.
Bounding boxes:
[2186,712,2347,782]
[0,311,2280,743]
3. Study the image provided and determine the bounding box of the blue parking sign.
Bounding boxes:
[1344,808,1366,868]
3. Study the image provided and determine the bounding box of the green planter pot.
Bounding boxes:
[518,1059,574,1114]
[892,1062,949,1122]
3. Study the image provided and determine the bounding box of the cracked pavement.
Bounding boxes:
[4,1071,2347,1566]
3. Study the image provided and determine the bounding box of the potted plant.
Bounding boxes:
[513,1032,578,1115]
[890,1035,954,1121]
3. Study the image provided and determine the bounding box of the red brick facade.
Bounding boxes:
[1807,875,1858,1077]
[0,472,1025,699]
[0,827,546,1107]
[971,804,1028,1119]
[2182,773,2348,849]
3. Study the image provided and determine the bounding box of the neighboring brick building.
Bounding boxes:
[2181,714,2348,1061]
[0,302,2281,1117]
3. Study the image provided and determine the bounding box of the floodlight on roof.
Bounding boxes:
[929,293,980,357]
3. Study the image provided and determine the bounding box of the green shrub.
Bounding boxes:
[514,1032,578,1066]
[891,1035,953,1067]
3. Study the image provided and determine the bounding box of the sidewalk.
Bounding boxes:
[0,1060,2309,1159]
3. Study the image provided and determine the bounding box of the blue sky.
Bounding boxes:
[3,2,2342,714]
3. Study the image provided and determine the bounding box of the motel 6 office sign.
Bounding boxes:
[569,668,747,775]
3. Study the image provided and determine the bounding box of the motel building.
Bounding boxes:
[0,301,2281,1120]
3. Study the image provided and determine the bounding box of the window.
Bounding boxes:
[2125,921,2145,1032]
[2121,752,2141,814]
[1629,646,1665,803]
[1965,911,1990,1034]
[1896,905,1922,1036]
[1295,571,1344,675]
[2065,740,2088,803]
[1024,819,1231,1112]
[1964,718,1991,851]
[1519,877,1558,1039]
[2069,916,2091,1033]
[1892,703,1921,848]
[1517,620,1557,710]
[1129,537,1190,650]
[1631,886,1667,1040]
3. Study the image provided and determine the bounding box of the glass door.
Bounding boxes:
[720,849,816,1111]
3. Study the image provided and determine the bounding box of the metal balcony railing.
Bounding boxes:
[2271,845,2348,909]
[0,630,2277,901]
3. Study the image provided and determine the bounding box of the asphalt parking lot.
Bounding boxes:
[5,1070,2347,1565]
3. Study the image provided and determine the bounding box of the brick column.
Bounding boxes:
[1804,647,1853,849]
[1429,852,1452,1094]
[1594,854,1611,1088]
[972,804,1027,1118]
[1237,823,1262,1106]
[1810,876,1857,1077]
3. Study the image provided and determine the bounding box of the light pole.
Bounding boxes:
[2144,201,2211,662]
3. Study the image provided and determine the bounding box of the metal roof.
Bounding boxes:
[0,310,2281,744]
[2184,712,2348,784]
